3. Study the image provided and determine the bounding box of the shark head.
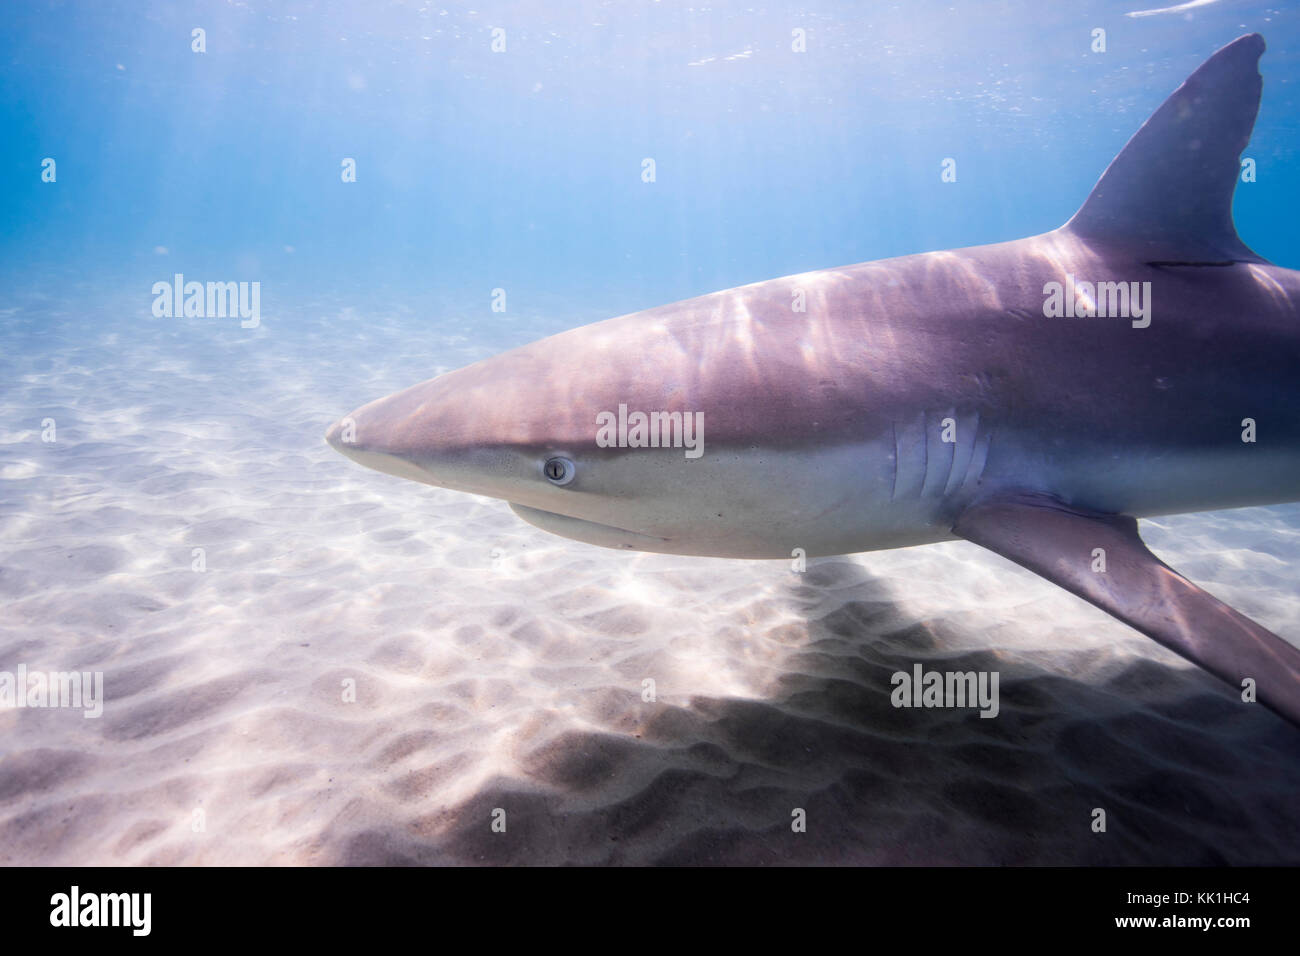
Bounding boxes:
[325,308,784,554]
[325,287,916,558]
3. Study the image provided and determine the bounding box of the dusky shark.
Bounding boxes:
[328,35,1300,727]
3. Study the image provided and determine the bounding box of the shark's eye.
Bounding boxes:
[543,457,575,486]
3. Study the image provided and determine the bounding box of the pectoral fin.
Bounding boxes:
[953,493,1300,728]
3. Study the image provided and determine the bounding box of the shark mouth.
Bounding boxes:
[508,503,671,550]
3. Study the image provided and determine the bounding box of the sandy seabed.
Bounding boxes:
[1,290,1298,866]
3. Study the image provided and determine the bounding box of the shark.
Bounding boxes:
[327,35,1300,728]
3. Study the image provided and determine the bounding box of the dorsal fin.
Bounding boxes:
[1064,33,1267,263]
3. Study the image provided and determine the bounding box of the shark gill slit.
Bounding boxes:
[890,419,900,501]
[943,410,981,497]
[912,406,971,499]
[892,410,985,502]
[961,426,993,497]
[919,410,928,495]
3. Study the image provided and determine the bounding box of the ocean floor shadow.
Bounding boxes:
[327,558,1300,865]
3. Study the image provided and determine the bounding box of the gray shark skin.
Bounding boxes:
[328,34,1300,727]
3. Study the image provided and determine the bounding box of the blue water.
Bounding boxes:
[4,1,1297,323]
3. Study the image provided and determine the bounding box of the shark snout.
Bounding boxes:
[323,375,498,491]
[324,418,346,451]
[324,414,372,469]
[324,402,403,463]
[323,400,448,488]
[324,412,378,460]
[323,389,401,463]
[325,386,419,460]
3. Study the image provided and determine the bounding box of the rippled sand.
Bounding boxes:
[2,293,1298,865]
